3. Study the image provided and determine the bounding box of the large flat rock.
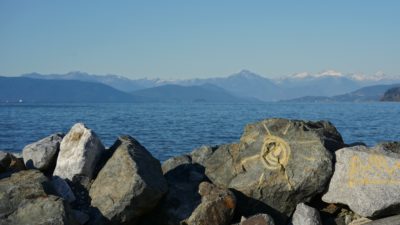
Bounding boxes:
[205,118,344,223]
[89,136,167,224]
[0,170,49,218]
[53,123,105,181]
[323,144,400,217]
[2,195,77,225]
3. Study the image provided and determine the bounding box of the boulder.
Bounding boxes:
[291,203,322,225]
[190,145,217,166]
[22,133,64,172]
[0,170,49,218]
[205,118,343,223]
[162,154,192,174]
[0,151,25,178]
[2,195,77,225]
[53,123,105,181]
[322,144,400,217]
[50,176,76,203]
[89,136,167,224]
[184,182,236,225]
[239,214,276,225]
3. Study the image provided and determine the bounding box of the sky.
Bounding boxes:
[0,0,399,79]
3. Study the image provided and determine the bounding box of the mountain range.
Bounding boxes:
[1,70,399,103]
[20,70,400,102]
[0,77,250,103]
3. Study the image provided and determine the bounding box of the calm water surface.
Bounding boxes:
[0,102,399,161]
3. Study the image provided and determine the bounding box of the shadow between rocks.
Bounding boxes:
[230,189,288,225]
[63,176,110,225]
[140,162,207,225]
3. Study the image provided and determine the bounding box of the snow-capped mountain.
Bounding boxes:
[177,70,281,101]
[284,70,398,83]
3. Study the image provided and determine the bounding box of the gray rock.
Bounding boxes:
[53,123,105,181]
[2,195,77,225]
[205,118,343,223]
[50,176,76,203]
[363,215,400,225]
[322,145,400,217]
[89,136,168,224]
[185,182,236,225]
[22,133,64,171]
[239,214,275,225]
[190,145,217,166]
[162,154,191,174]
[0,170,49,218]
[291,203,322,225]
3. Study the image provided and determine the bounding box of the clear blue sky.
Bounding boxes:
[0,0,399,78]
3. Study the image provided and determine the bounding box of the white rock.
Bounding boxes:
[53,123,105,181]
[323,145,400,217]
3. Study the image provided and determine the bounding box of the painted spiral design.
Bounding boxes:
[260,135,291,170]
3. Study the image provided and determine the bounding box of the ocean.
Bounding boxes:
[1,102,399,161]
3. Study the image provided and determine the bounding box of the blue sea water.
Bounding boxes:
[0,102,399,161]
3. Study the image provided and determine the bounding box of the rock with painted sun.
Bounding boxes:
[205,118,344,224]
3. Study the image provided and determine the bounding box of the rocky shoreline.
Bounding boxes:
[1,118,400,225]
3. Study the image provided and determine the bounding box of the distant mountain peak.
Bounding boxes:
[239,69,254,74]
[230,69,264,79]
[317,70,344,77]
[291,72,311,79]
[288,70,344,79]
[348,71,397,81]
[66,71,89,76]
